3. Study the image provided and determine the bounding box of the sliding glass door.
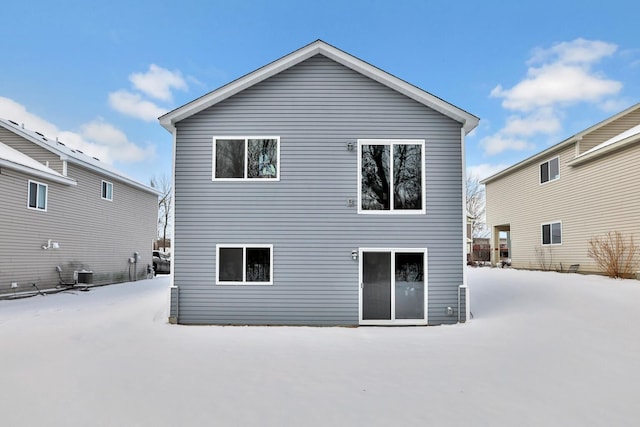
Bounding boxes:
[360,249,427,325]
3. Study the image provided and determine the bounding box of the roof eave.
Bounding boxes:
[0,158,77,186]
[567,135,640,167]
[482,102,640,184]
[481,137,578,185]
[317,44,479,134]
[65,156,161,196]
[160,42,324,132]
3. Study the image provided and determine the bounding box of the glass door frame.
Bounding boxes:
[358,247,428,326]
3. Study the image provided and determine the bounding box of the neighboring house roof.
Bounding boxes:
[0,118,160,195]
[568,122,640,166]
[481,102,640,184]
[159,39,479,134]
[0,140,77,185]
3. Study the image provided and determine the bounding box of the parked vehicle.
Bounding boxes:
[152,251,171,274]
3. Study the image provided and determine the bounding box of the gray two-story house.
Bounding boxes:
[0,118,159,296]
[160,40,478,325]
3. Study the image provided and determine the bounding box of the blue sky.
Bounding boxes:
[1,0,639,185]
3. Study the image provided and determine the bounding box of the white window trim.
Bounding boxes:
[216,244,274,285]
[27,180,48,212]
[101,180,113,201]
[539,156,560,185]
[212,136,281,181]
[357,139,426,215]
[358,247,428,326]
[541,221,562,246]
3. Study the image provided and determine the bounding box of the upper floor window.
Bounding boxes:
[358,139,425,214]
[102,180,113,201]
[542,221,562,245]
[216,244,273,285]
[213,137,279,180]
[540,157,559,184]
[28,180,47,211]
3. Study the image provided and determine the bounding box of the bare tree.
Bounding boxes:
[534,246,556,271]
[466,174,487,238]
[151,174,172,252]
[588,231,639,278]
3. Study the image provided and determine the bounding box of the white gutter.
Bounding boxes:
[568,133,640,167]
[0,158,77,186]
[64,155,160,196]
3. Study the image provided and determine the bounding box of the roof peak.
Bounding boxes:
[160,40,478,133]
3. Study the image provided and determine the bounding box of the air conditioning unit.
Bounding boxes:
[74,270,94,285]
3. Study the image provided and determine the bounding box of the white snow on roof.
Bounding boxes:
[0,140,68,179]
[580,123,640,157]
[0,117,113,170]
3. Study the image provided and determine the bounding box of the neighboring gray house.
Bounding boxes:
[0,118,159,296]
[160,40,479,325]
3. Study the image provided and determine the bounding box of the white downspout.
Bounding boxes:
[169,124,179,323]
[460,126,470,322]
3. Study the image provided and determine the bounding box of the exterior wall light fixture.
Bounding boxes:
[42,239,60,250]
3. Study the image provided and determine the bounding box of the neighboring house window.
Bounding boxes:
[540,157,559,184]
[216,244,273,285]
[358,139,425,213]
[102,180,113,201]
[542,222,562,245]
[27,180,47,211]
[213,137,279,180]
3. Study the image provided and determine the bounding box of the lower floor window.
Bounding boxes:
[542,222,562,245]
[216,244,272,285]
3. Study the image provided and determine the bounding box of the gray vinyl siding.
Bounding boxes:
[0,127,64,174]
[0,155,157,294]
[173,54,465,325]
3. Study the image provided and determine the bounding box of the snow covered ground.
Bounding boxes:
[1,268,639,426]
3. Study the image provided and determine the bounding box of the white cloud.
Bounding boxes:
[467,163,511,181]
[80,120,155,163]
[479,134,536,156]
[599,98,633,113]
[528,38,617,66]
[0,96,154,165]
[0,97,59,136]
[109,64,188,121]
[482,38,624,157]
[129,64,188,101]
[491,63,622,111]
[501,109,561,137]
[108,90,168,122]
